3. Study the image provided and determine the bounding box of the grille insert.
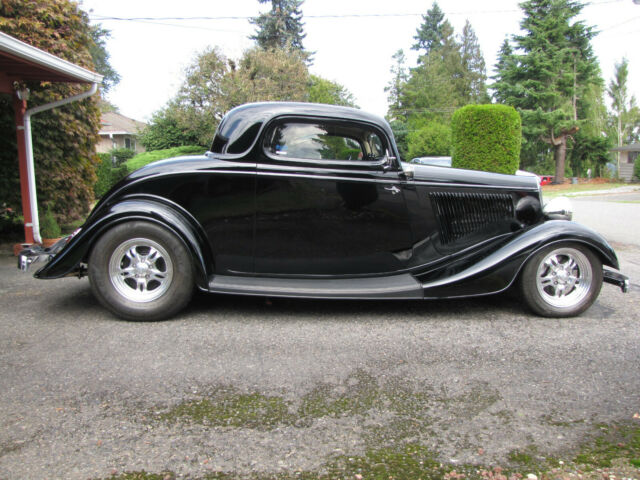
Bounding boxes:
[430,191,514,244]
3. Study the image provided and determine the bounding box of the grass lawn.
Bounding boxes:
[542,179,630,198]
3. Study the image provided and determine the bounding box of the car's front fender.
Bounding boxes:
[421,220,620,298]
[34,195,212,289]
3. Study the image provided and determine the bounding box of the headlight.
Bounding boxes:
[543,196,573,221]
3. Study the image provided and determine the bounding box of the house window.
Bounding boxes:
[125,137,131,149]
[628,151,638,164]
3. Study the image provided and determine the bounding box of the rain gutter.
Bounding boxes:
[23,82,100,243]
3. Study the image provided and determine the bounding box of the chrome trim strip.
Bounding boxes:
[131,165,537,191]
[256,170,536,190]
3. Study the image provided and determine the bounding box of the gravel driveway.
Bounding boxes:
[1,194,639,479]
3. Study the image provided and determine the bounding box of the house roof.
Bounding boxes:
[611,143,640,152]
[99,111,147,136]
[0,31,102,92]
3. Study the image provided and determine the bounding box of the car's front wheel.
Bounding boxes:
[88,221,194,321]
[520,242,602,317]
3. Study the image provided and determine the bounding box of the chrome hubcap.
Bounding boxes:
[108,238,173,302]
[536,247,592,308]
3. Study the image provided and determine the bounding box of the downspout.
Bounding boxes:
[23,82,99,244]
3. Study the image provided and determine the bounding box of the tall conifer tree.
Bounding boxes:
[250,0,307,54]
[492,0,602,182]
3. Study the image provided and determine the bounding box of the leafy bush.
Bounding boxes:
[40,206,61,239]
[94,155,128,198]
[635,154,640,181]
[110,147,135,165]
[0,203,22,235]
[0,1,102,222]
[407,120,451,159]
[124,146,205,172]
[139,110,202,150]
[451,104,521,174]
[94,146,205,199]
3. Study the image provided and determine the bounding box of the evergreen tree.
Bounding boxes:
[492,0,602,183]
[395,6,489,158]
[250,0,307,54]
[412,2,446,58]
[492,38,516,104]
[401,21,463,122]
[459,20,488,103]
[385,49,408,121]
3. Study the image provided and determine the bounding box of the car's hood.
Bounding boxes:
[403,162,539,190]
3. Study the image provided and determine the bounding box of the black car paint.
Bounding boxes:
[34,102,620,300]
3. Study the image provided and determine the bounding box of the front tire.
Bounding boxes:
[88,221,194,321]
[520,242,603,317]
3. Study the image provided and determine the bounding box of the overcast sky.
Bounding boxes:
[78,0,640,123]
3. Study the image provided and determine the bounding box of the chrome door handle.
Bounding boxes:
[384,185,400,195]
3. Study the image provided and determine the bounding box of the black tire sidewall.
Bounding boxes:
[88,221,194,321]
[520,242,603,318]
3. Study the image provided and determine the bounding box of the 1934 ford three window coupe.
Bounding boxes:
[19,102,629,320]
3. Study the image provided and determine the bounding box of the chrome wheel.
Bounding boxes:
[108,238,174,303]
[535,247,593,309]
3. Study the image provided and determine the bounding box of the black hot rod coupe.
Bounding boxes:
[19,102,629,320]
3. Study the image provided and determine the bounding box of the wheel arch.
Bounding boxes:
[34,196,213,289]
[421,220,619,298]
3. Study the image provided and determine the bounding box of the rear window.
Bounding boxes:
[264,121,386,162]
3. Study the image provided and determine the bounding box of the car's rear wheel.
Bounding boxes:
[520,242,602,317]
[88,221,194,321]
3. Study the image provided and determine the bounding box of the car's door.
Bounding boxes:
[254,118,414,276]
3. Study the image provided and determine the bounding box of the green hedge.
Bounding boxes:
[124,145,205,172]
[110,147,135,165]
[451,104,521,175]
[94,146,206,199]
[94,154,128,198]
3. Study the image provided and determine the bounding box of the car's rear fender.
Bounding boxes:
[34,196,213,289]
[420,220,619,298]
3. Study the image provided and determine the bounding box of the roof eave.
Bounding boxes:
[0,31,103,84]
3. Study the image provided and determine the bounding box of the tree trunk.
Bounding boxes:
[553,136,567,184]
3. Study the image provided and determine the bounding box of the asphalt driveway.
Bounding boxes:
[0,193,639,479]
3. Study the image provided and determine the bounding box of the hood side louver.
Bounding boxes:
[430,191,514,244]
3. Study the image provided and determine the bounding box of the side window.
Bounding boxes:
[264,121,386,162]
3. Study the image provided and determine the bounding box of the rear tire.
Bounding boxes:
[520,242,602,317]
[88,221,194,321]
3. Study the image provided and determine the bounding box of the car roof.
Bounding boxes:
[214,102,397,155]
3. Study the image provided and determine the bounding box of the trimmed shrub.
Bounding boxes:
[635,154,640,181]
[109,147,135,165]
[451,104,521,174]
[407,120,451,159]
[40,206,61,239]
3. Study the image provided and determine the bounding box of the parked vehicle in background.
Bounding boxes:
[19,102,628,320]
[410,156,452,167]
[539,175,554,186]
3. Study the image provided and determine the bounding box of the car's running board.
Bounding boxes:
[208,273,424,299]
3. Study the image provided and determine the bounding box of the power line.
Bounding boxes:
[87,0,626,23]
